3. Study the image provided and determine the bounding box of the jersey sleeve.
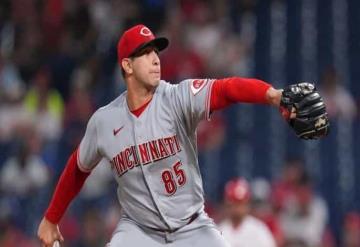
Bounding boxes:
[171,79,215,131]
[77,113,102,171]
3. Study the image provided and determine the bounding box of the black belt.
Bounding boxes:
[149,212,200,233]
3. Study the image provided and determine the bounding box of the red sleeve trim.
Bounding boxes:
[76,151,93,173]
[45,149,91,224]
[210,77,271,111]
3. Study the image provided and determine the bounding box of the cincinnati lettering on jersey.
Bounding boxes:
[111,135,181,177]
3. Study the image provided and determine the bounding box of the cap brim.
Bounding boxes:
[151,37,169,52]
[130,37,169,57]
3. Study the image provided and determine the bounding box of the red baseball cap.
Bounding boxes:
[224,178,251,203]
[117,24,169,63]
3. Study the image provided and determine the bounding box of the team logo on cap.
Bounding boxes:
[140,27,152,36]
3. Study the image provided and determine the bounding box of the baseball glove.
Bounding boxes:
[280,82,329,140]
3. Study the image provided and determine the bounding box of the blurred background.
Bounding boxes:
[0,0,359,246]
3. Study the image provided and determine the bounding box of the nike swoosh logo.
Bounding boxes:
[113,126,124,136]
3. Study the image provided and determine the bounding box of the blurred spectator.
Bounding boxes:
[64,1,97,58]
[322,227,336,247]
[0,58,24,103]
[185,1,223,63]
[23,67,64,170]
[271,158,306,213]
[54,67,96,174]
[0,58,28,143]
[0,126,49,197]
[11,0,44,82]
[218,178,276,247]
[58,212,81,246]
[0,225,37,247]
[319,67,357,120]
[342,212,360,247]
[279,171,328,247]
[208,36,251,77]
[41,0,65,52]
[197,112,226,151]
[161,11,206,81]
[251,178,284,246]
[63,67,95,147]
[88,0,123,53]
[23,67,64,142]
[78,208,107,247]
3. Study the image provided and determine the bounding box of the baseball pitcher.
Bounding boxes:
[37,24,329,247]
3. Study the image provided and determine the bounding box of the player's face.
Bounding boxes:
[226,201,249,220]
[131,46,161,87]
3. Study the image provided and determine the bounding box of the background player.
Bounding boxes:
[37,24,327,247]
[218,178,277,247]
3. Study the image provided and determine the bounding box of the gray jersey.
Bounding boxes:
[78,79,214,231]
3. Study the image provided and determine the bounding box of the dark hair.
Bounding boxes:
[298,171,312,186]
[121,68,126,78]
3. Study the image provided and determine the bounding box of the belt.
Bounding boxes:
[149,212,200,233]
